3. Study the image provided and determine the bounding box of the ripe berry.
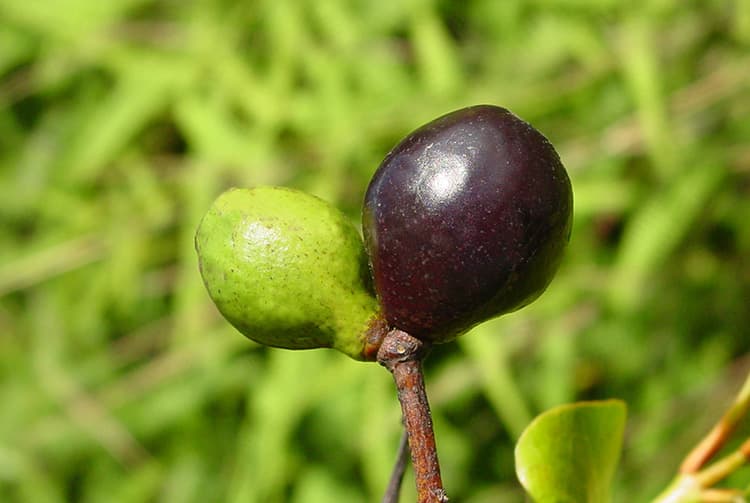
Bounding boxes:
[196,187,384,360]
[363,105,573,342]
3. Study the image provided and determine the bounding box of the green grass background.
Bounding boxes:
[1,1,749,501]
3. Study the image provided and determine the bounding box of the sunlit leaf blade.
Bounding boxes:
[515,400,627,503]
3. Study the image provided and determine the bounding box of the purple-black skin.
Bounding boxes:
[363,105,573,343]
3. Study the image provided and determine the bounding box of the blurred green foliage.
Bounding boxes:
[1,0,748,501]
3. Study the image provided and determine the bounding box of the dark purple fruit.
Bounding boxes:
[363,105,573,342]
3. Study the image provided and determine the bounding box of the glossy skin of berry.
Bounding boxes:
[363,105,573,342]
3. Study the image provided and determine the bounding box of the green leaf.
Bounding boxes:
[515,400,627,503]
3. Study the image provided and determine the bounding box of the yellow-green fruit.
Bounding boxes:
[195,187,384,361]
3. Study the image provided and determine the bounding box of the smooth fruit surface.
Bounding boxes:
[196,187,382,360]
[363,105,573,342]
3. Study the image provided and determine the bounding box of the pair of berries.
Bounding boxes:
[195,105,573,360]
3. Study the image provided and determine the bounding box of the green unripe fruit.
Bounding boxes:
[195,187,385,361]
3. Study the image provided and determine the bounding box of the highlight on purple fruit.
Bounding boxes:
[363,105,573,342]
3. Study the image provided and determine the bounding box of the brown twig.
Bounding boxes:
[680,372,750,473]
[695,438,750,488]
[378,329,449,503]
[381,430,410,503]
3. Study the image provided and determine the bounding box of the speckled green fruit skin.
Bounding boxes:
[195,187,382,360]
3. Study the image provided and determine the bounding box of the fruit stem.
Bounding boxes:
[378,329,449,503]
[381,430,409,503]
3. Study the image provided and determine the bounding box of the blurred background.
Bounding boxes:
[1,0,749,501]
